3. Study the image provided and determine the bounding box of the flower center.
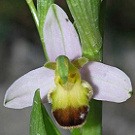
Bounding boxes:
[56,73,77,90]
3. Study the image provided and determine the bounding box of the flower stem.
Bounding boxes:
[26,0,51,61]
[26,0,39,30]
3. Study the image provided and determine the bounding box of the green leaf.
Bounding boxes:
[66,0,102,61]
[41,104,61,135]
[30,90,61,135]
[30,90,47,135]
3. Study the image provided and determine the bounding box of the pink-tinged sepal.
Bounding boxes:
[43,4,82,62]
[4,67,55,109]
[81,62,132,103]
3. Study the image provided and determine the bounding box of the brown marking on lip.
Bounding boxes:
[53,105,89,129]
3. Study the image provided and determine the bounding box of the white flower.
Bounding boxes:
[4,4,132,110]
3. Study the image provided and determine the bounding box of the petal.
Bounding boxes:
[43,4,82,61]
[80,62,132,103]
[4,67,55,109]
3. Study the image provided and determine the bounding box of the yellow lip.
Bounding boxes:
[47,55,93,129]
[48,77,93,129]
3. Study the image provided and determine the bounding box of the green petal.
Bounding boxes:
[44,62,56,70]
[72,57,89,69]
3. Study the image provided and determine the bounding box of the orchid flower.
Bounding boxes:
[4,4,132,129]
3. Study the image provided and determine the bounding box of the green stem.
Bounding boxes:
[37,0,55,61]
[26,0,39,30]
[26,0,50,60]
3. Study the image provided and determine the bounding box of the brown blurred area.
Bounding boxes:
[0,0,135,135]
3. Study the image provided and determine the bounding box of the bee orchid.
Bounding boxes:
[4,4,132,129]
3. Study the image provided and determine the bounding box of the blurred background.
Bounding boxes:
[0,0,135,135]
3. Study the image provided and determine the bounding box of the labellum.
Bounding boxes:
[46,56,93,129]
